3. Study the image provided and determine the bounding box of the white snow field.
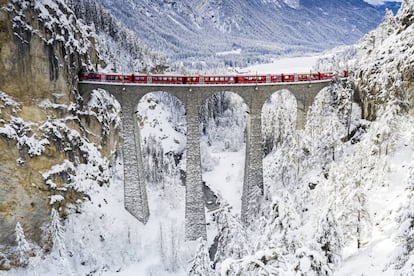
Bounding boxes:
[241,55,322,74]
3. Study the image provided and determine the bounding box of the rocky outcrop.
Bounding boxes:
[0,0,120,269]
[355,1,414,119]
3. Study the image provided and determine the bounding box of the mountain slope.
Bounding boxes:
[96,0,396,70]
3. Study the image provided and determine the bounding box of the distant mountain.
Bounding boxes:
[96,0,400,70]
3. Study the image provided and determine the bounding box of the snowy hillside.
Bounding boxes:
[95,0,397,70]
[64,0,178,73]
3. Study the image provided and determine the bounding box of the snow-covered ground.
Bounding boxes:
[335,119,413,275]
[203,150,245,214]
[240,54,322,74]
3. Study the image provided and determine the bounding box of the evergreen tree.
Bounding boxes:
[335,162,371,249]
[370,103,401,156]
[256,191,302,256]
[391,160,414,272]
[189,238,215,276]
[294,246,332,276]
[314,208,343,270]
[304,81,349,170]
[15,222,30,266]
[49,208,66,257]
[212,205,247,268]
[262,90,296,155]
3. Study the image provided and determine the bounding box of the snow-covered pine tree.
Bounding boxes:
[212,204,247,268]
[143,134,165,185]
[262,91,301,198]
[256,191,302,256]
[304,79,349,170]
[293,246,332,276]
[370,102,402,156]
[199,92,247,152]
[158,223,182,272]
[189,238,214,276]
[222,192,303,274]
[261,90,296,155]
[49,208,66,257]
[15,222,30,266]
[391,159,414,272]
[314,208,343,271]
[335,162,371,249]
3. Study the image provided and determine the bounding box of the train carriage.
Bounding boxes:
[237,75,267,84]
[319,72,335,80]
[282,74,295,82]
[297,73,320,82]
[270,74,283,83]
[184,76,201,84]
[133,75,148,83]
[203,76,236,84]
[79,73,102,81]
[151,75,184,84]
[104,74,123,82]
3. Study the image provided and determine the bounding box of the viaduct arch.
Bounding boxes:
[78,81,333,240]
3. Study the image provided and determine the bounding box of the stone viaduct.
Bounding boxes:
[78,80,333,240]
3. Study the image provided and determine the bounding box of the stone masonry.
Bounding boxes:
[78,80,333,240]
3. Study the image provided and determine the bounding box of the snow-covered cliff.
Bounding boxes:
[0,0,120,268]
[355,1,414,119]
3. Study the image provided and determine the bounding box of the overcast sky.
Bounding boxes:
[363,0,402,5]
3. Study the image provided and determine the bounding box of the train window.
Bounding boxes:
[220,77,224,81]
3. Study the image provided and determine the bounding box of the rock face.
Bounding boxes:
[0,0,120,268]
[355,1,414,119]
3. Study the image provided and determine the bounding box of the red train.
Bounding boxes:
[79,71,348,85]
